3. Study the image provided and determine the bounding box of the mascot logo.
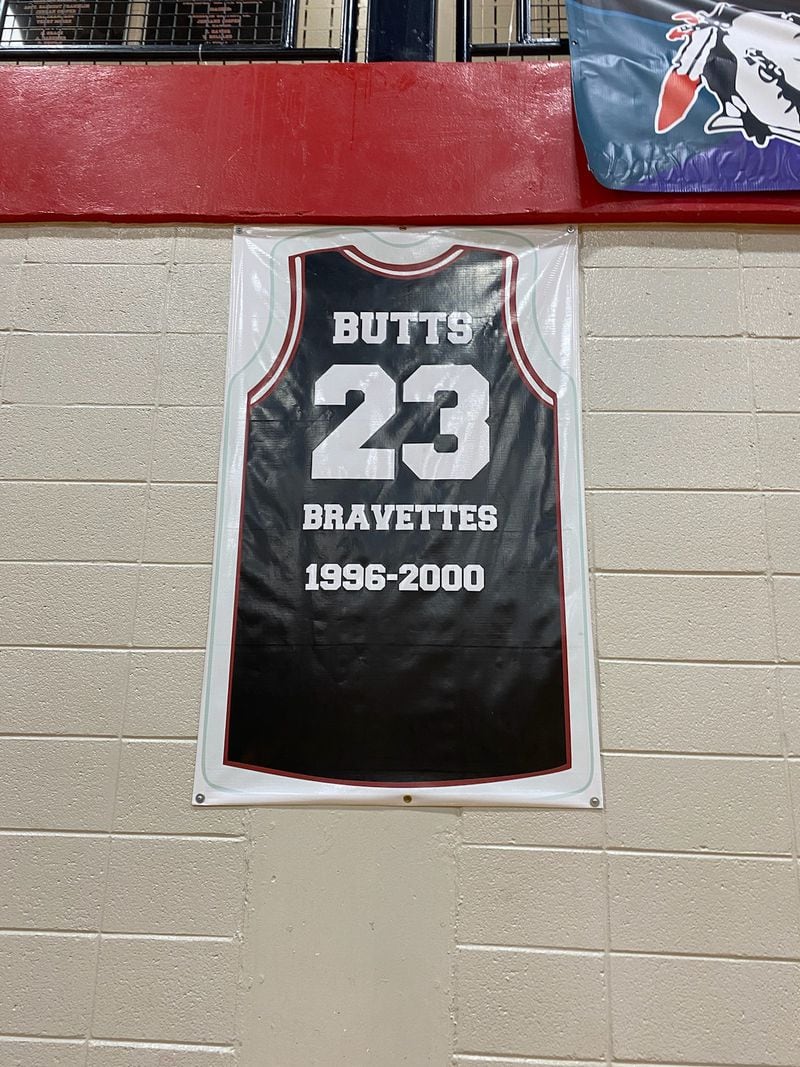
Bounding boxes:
[656,2,800,146]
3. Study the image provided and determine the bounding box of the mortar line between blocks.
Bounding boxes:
[231,805,255,1064]
[0,1033,235,1052]
[450,805,465,1062]
[599,750,786,760]
[589,407,800,415]
[1,401,223,409]
[0,734,198,742]
[0,928,235,942]
[0,561,210,569]
[0,1034,86,1045]
[0,479,217,486]
[0,247,26,404]
[83,229,177,1064]
[585,487,800,494]
[579,250,614,1067]
[0,829,245,841]
[739,245,800,950]
[457,844,794,859]
[456,943,800,963]
[586,487,800,495]
[0,329,8,408]
[454,1058,605,1067]
[0,477,217,486]
[0,644,208,652]
[87,1037,236,1051]
[600,741,614,1066]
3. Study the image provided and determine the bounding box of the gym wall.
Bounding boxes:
[1,223,798,1067]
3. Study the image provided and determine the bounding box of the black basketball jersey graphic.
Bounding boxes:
[225,244,569,785]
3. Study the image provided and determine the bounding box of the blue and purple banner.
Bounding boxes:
[566,0,800,190]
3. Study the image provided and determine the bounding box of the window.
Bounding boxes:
[0,0,357,57]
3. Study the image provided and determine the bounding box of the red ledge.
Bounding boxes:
[0,61,798,224]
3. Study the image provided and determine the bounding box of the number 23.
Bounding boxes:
[310,364,490,481]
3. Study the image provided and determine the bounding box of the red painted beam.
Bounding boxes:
[0,61,798,224]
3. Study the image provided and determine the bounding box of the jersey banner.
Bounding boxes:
[194,227,601,807]
[567,0,800,191]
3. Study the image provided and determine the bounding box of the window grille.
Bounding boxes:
[2,0,129,45]
[0,0,568,61]
[456,0,568,60]
[144,0,285,47]
[0,0,357,58]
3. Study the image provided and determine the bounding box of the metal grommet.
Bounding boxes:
[195,793,206,804]
[590,796,600,808]
[403,794,413,804]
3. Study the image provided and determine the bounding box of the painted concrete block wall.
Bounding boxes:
[0,225,798,1066]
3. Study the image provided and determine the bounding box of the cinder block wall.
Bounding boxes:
[0,225,798,1067]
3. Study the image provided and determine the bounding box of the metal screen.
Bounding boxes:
[0,0,356,57]
[457,0,569,59]
[143,0,284,46]
[1,0,129,44]
[0,0,568,60]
